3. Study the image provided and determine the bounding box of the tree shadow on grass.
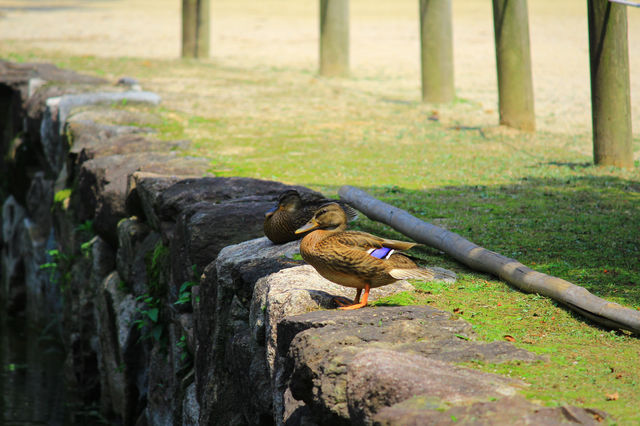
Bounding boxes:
[539,161,592,170]
[325,173,640,309]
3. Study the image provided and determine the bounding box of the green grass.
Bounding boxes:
[2,46,639,422]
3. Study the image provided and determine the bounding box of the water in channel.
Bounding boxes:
[0,308,103,425]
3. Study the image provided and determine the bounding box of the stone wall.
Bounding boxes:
[0,61,607,425]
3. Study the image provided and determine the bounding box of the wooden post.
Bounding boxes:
[492,0,535,131]
[588,0,633,168]
[419,0,454,103]
[182,0,209,58]
[182,0,198,58]
[319,0,350,77]
[196,0,210,58]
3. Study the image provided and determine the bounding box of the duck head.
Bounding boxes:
[265,189,302,218]
[295,202,348,234]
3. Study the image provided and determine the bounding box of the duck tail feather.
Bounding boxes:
[389,268,435,281]
[382,240,418,251]
[341,203,360,222]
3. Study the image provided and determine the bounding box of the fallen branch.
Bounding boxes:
[339,185,640,334]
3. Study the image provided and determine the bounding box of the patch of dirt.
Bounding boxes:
[0,0,639,135]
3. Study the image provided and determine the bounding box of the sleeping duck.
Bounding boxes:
[264,189,358,244]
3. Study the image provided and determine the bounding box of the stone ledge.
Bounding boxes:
[0,62,610,426]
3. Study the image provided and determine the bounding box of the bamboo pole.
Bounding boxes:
[319,0,350,77]
[588,0,633,168]
[339,185,640,334]
[419,0,454,103]
[492,0,535,131]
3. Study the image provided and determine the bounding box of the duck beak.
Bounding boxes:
[265,205,278,218]
[295,219,318,234]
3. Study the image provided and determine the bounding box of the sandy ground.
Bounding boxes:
[0,0,639,136]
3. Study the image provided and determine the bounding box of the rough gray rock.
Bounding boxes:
[129,176,320,240]
[0,60,107,95]
[145,322,194,426]
[64,112,189,184]
[18,173,60,321]
[116,217,162,297]
[5,65,104,160]
[146,343,177,426]
[347,349,520,425]
[25,172,54,232]
[256,265,429,426]
[191,234,456,426]
[52,91,161,137]
[0,71,26,159]
[252,265,419,377]
[170,196,281,294]
[155,177,320,294]
[0,60,105,158]
[154,177,319,223]
[23,87,160,195]
[0,60,106,198]
[176,313,195,354]
[21,219,59,323]
[1,196,27,313]
[0,173,60,322]
[95,270,142,423]
[196,237,303,426]
[72,152,211,247]
[276,306,544,425]
[64,236,115,404]
[50,188,77,255]
[65,119,146,178]
[374,394,608,426]
[182,382,200,426]
[125,172,188,233]
[67,106,164,127]
[25,85,145,176]
[2,133,37,204]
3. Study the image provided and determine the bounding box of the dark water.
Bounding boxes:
[0,311,102,425]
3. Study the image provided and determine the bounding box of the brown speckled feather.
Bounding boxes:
[298,205,435,290]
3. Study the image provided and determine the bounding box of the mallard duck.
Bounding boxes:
[295,202,435,310]
[264,189,358,244]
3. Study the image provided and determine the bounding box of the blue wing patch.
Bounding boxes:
[368,247,394,259]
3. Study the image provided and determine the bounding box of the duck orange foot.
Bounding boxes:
[336,285,370,310]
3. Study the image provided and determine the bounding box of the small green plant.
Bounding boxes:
[53,189,72,205]
[39,249,73,291]
[75,220,96,257]
[80,236,96,257]
[175,281,197,305]
[146,241,170,299]
[76,220,93,234]
[134,294,164,344]
[117,280,130,293]
[5,363,27,372]
[176,335,192,364]
[177,334,187,351]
